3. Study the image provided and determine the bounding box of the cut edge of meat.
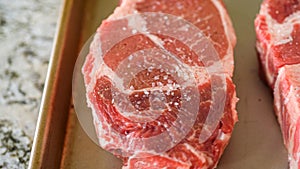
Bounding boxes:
[256,1,300,167]
[274,65,300,168]
[211,0,237,77]
[107,0,142,21]
[211,0,237,48]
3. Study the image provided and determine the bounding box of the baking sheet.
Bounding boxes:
[219,0,288,168]
[30,0,289,168]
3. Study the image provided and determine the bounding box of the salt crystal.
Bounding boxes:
[132,29,137,34]
[154,75,160,80]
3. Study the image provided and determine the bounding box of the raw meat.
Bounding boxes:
[82,0,238,168]
[255,0,300,168]
[274,65,300,168]
[255,0,300,87]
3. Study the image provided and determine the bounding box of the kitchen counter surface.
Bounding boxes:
[0,0,60,168]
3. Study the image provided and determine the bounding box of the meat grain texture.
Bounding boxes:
[255,0,300,168]
[83,0,238,168]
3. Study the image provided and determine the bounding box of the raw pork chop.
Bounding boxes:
[82,0,237,168]
[255,0,300,168]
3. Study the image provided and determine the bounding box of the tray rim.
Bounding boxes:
[28,0,82,168]
[28,0,66,167]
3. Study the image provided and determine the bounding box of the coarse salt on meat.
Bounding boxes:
[82,0,238,168]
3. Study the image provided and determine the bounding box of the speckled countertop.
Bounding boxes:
[0,0,60,168]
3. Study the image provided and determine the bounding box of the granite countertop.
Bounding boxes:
[0,0,60,168]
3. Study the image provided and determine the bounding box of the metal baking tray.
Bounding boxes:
[29,0,288,168]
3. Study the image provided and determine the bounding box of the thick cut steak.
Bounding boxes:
[255,0,300,168]
[82,0,237,168]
